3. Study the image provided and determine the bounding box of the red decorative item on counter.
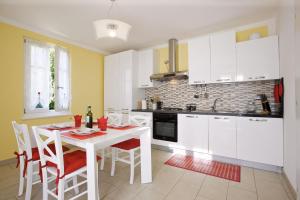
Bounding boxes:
[74,115,82,128]
[97,117,108,131]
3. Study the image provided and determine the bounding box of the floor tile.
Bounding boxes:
[164,180,200,200]
[197,176,229,200]
[133,187,165,200]
[227,186,258,200]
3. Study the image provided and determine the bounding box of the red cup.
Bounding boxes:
[97,117,108,131]
[74,115,82,128]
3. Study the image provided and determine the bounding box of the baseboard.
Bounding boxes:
[282,171,297,200]
[152,144,282,173]
[0,157,15,166]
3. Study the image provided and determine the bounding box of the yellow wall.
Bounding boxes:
[0,22,104,161]
[155,43,189,73]
[236,26,269,42]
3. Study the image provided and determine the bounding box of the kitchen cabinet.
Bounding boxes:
[138,49,154,88]
[188,35,211,84]
[236,36,279,81]
[104,54,121,111]
[209,116,237,158]
[210,30,236,83]
[237,117,283,166]
[104,50,143,112]
[178,114,209,153]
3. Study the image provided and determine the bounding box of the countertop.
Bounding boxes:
[131,109,283,118]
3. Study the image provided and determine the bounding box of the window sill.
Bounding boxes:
[22,111,73,120]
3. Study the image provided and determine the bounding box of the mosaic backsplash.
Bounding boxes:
[145,80,280,113]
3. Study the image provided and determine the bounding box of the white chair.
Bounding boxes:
[12,121,70,200]
[110,115,151,184]
[32,127,101,200]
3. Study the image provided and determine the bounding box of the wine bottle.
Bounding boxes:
[85,106,93,128]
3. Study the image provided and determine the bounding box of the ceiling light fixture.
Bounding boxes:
[93,0,131,41]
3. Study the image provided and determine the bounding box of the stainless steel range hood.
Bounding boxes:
[150,39,188,81]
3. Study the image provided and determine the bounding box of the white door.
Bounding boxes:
[236,36,279,81]
[138,49,154,88]
[209,116,237,158]
[119,51,133,111]
[178,114,209,153]
[237,117,283,166]
[188,35,211,84]
[210,30,236,83]
[104,54,121,111]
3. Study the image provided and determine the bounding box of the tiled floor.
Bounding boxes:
[0,149,294,200]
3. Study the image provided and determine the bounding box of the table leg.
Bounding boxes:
[86,143,99,200]
[140,128,152,183]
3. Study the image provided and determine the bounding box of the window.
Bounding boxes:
[24,39,71,118]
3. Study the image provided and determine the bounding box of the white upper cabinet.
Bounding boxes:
[119,51,133,111]
[138,49,154,88]
[236,36,279,81]
[210,30,237,83]
[209,116,237,158]
[188,35,211,85]
[104,50,142,112]
[178,114,209,153]
[237,117,283,166]
[104,54,121,111]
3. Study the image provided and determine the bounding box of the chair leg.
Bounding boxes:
[42,168,48,200]
[111,148,116,176]
[57,178,65,200]
[97,163,100,200]
[25,162,33,200]
[72,176,79,194]
[18,158,25,196]
[130,150,135,184]
[100,149,105,171]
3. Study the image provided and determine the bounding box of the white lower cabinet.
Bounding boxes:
[178,114,209,153]
[209,116,237,158]
[237,117,283,166]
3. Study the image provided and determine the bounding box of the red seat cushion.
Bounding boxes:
[32,143,70,161]
[46,150,101,175]
[112,138,140,150]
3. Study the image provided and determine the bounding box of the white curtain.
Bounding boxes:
[55,47,70,111]
[25,40,50,113]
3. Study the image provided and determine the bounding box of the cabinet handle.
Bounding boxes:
[255,76,266,79]
[248,77,253,80]
[249,118,268,122]
[214,117,229,120]
[216,78,231,82]
[186,115,197,118]
[141,84,149,87]
[122,108,129,111]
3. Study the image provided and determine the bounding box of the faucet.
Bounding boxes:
[211,98,222,112]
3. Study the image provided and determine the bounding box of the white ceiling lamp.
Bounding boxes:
[93,0,131,41]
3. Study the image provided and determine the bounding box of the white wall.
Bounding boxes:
[295,0,300,198]
[278,0,297,191]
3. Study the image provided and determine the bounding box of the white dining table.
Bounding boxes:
[38,123,152,200]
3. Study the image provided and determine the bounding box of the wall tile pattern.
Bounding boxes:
[145,80,279,112]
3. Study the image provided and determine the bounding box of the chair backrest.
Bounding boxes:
[107,113,123,126]
[129,115,151,127]
[32,127,64,174]
[12,121,33,158]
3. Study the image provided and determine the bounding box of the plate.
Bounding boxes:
[48,124,73,129]
[108,123,129,128]
[70,128,98,135]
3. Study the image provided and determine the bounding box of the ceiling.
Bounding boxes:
[0,0,281,54]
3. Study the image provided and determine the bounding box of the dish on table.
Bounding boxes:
[108,123,129,128]
[70,128,98,135]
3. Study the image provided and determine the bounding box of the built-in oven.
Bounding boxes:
[153,112,178,142]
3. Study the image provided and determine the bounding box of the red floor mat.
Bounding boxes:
[165,154,241,182]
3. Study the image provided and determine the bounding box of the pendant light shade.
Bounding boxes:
[93,19,132,41]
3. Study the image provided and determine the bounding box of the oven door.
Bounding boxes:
[153,112,178,142]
